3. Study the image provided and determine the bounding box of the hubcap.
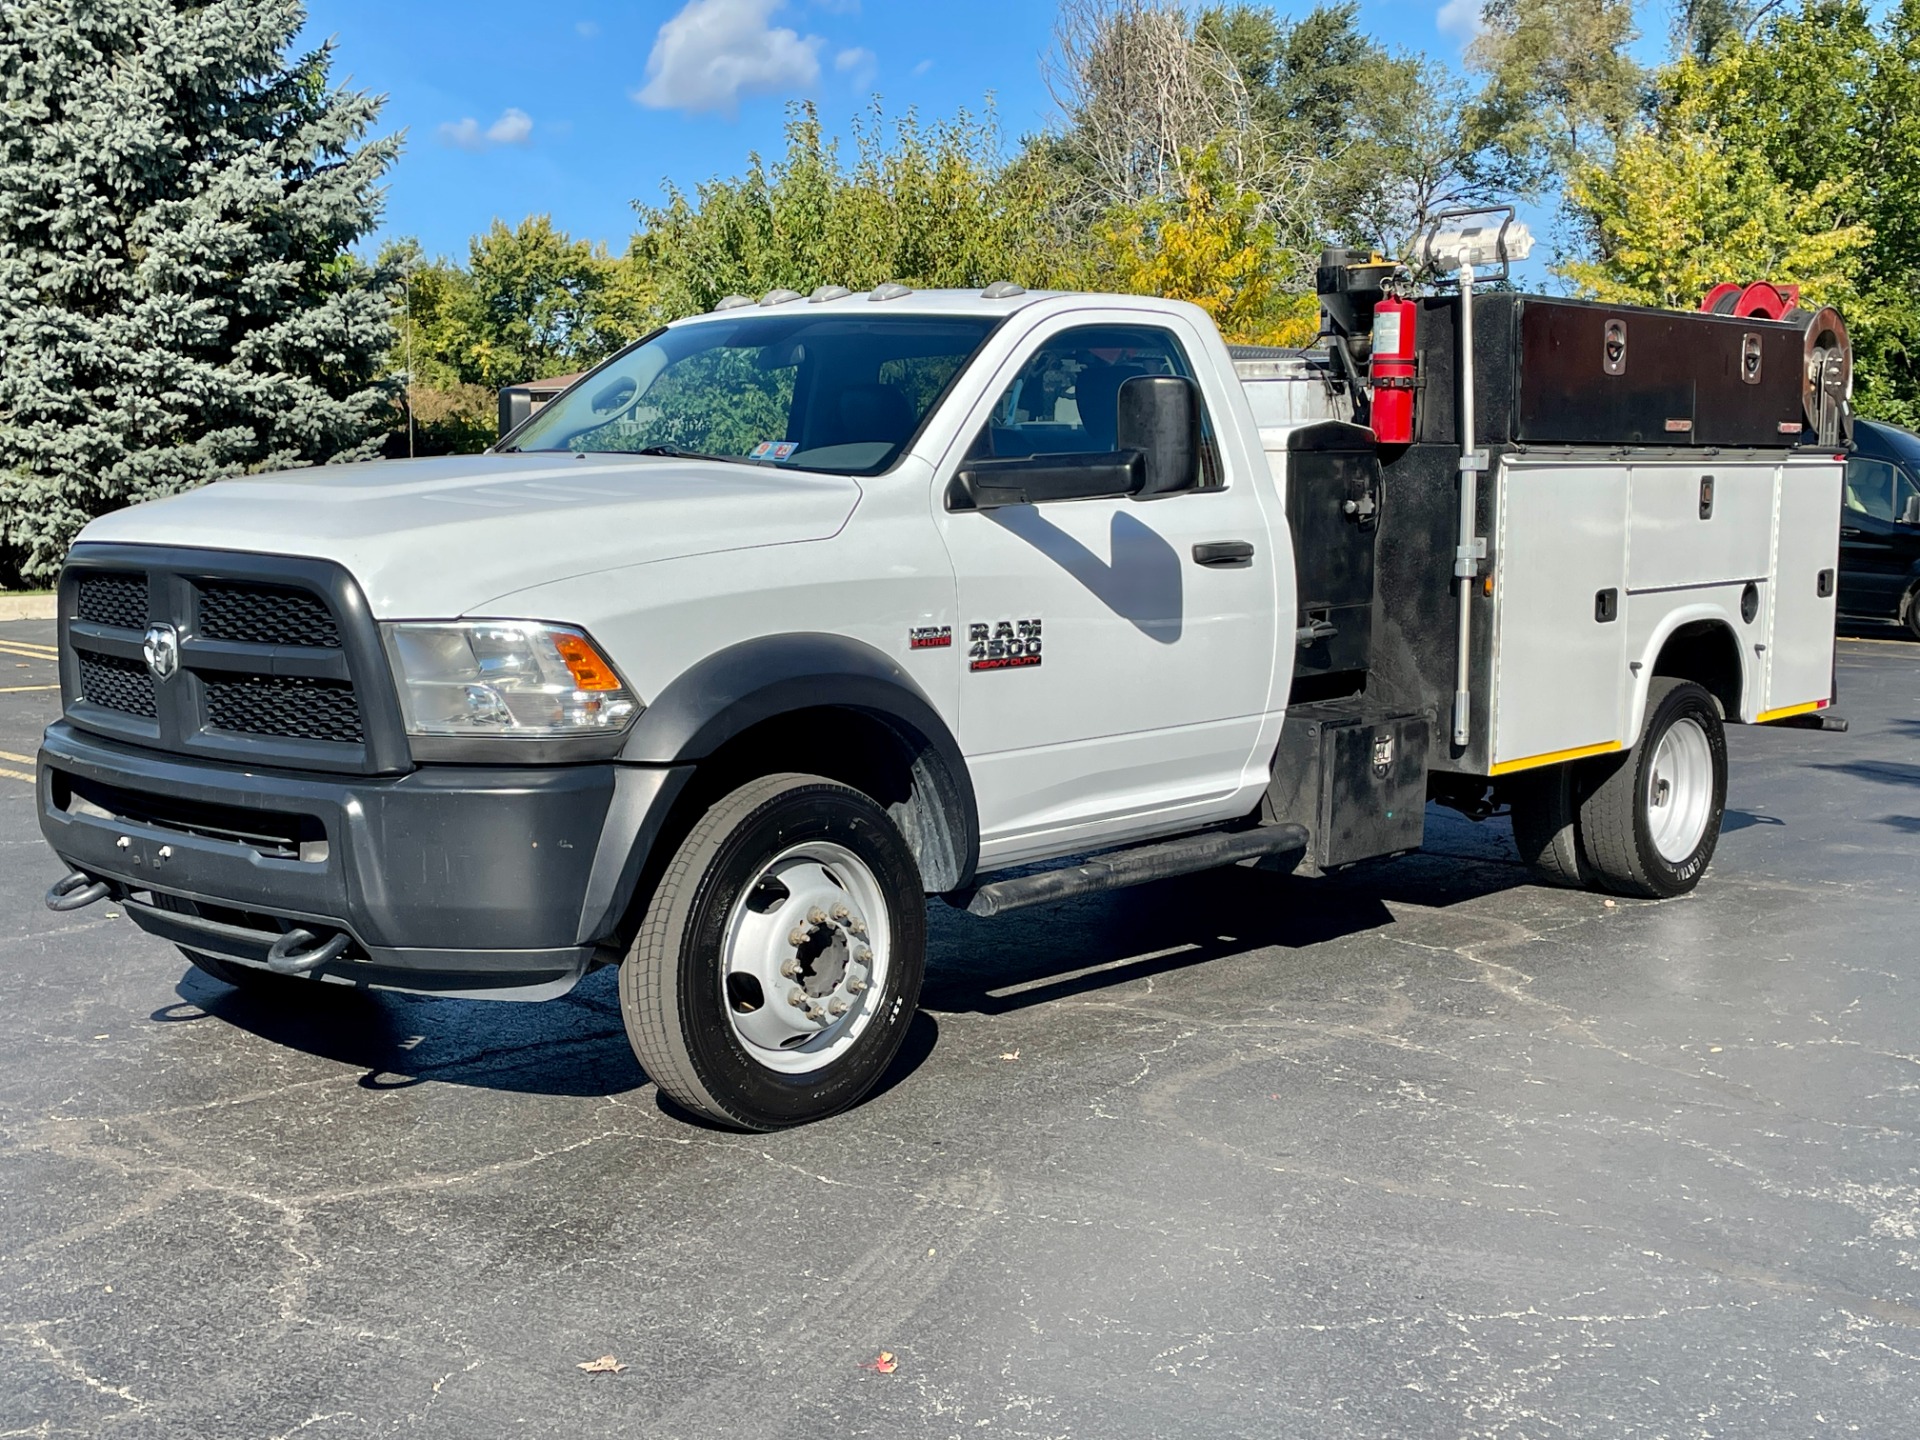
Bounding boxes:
[1646,716,1714,863]
[719,841,889,1074]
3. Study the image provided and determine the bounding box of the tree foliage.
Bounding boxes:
[1563,0,1920,423]
[0,0,397,582]
[631,103,1075,318]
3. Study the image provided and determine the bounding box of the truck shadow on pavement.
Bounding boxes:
[155,832,1530,1104]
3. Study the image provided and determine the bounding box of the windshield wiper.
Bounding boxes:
[633,445,713,460]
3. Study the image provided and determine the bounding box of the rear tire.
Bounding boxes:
[1508,763,1588,888]
[619,773,926,1131]
[1903,584,1920,641]
[1578,678,1727,899]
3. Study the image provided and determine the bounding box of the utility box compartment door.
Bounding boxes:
[1491,462,1631,771]
[1764,458,1842,715]
[1628,462,1775,592]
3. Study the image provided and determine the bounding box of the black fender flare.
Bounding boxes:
[621,633,979,889]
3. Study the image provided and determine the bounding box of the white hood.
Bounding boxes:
[76,454,863,617]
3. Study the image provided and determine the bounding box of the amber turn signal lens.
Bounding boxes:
[552,632,623,691]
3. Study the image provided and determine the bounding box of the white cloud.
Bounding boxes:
[911,58,932,77]
[834,45,876,86]
[635,0,823,118]
[1437,0,1483,42]
[437,107,535,151]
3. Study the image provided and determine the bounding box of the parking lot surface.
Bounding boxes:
[2,615,1917,1438]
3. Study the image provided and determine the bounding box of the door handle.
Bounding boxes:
[1192,540,1255,568]
[1840,527,1863,537]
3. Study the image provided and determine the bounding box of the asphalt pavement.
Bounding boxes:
[2,616,1918,1438]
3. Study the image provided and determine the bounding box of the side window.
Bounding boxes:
[1845,457,1899,520]
[969,323,1224,489]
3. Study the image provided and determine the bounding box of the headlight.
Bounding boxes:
[381,621,641,738]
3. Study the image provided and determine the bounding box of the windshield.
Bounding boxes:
[506,313,999,474]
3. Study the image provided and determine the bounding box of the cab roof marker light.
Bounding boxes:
[758,289,802,307]
[869,282,913,302]
[809,285,853,303]
[713,294,753,312]
[981,280,1026,299]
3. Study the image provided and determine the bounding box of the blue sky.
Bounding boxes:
[300,0,1521,262]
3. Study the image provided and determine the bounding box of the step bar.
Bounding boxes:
[958,823,1309,919]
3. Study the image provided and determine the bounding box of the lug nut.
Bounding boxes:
[854,946,872,964]
[831,903,851,922]
[787,988,807,1009]
[847,977,867,995]
[827,997,849,1017]
[804,1002,825,1022]
[788,927,807,947]
[780,959,801,979]
[807,907,827,925]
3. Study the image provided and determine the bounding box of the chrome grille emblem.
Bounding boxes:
[142,623,180,683]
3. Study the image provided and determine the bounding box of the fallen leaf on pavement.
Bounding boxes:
[861,1351,898,1374]
[577,1355,627,1375]
[999,1050,1020,1061]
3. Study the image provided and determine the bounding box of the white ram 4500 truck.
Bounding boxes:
[36,267,1849,1128]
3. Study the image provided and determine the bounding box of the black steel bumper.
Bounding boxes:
[37,721,691,999]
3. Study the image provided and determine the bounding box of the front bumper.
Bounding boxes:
[37,721,691,999]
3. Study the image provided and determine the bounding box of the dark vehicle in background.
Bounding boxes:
[1843,419,1920,639]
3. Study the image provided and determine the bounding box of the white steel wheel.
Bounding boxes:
[719,841,892,1075]
[1645,715,1715,863]
[1577,678,1728,899]
[619,772,926,1131]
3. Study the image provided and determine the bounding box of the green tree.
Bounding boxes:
[632,103,1073,320]
[1568,0,1920,423]
[1467,0,1643,195]
[0,0,398,582]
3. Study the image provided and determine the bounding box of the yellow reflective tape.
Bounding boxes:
[1488,739,1624,777]
[0,766,34,783]
[1756,700,1824,723]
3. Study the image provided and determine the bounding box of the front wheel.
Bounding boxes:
[1578,678,1728,898]
[1903,584,1920,641]
[619,773,927,1130]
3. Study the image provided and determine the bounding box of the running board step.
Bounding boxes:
[960,824,1309,919]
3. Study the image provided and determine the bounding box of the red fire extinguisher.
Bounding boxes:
[1369,295,1417,445]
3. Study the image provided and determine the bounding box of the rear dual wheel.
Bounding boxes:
[1509,678,1727,900]
[618,773,926,1131]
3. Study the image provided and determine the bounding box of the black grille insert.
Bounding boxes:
[54,772,326,861]
[77,573,149,630]
[198,582,340,648]
[206,675,363,744]
[77,651,157,718]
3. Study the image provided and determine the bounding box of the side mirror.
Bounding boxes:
[1903,492,1920,525]
[1117,374,1202,498]
[949,452,1145,511]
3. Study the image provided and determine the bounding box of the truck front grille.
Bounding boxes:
[59,547,403,774]
[206,675,364,744]
[77,573,149,630]
[77,651,157,718]
[197,582,341,648]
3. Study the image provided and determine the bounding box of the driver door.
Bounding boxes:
[934,315,1279,866]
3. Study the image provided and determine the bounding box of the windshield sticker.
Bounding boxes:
[750,440,799,461]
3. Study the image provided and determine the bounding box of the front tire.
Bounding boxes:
[1902,583,1920,641]
[1578,678,1727,899]
[619,773,927,1130]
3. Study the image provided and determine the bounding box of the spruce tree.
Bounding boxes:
[0,1,399,583]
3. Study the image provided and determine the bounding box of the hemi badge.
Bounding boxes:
[908,625,951,650]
